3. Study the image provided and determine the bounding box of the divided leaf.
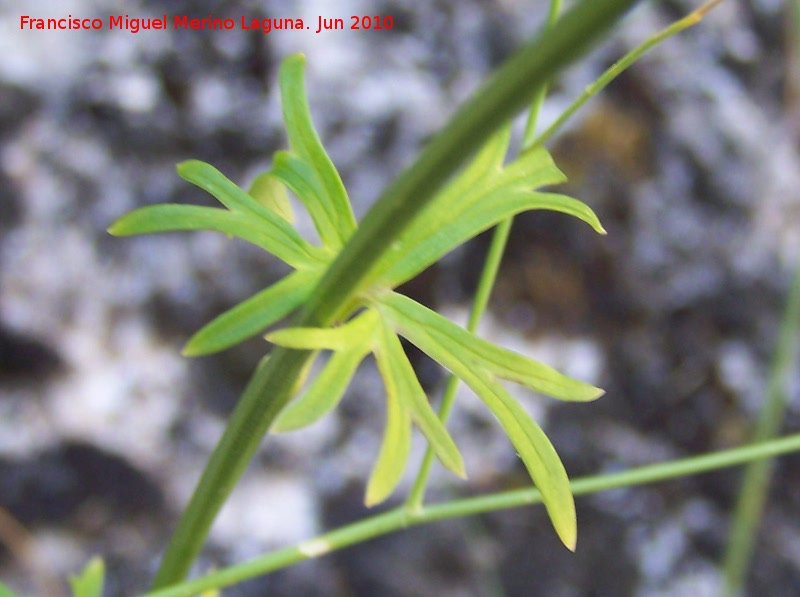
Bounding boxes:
[268,311,376,432]
[177,160,283,218]
[269,310,465,500]
[109,52,609,548]
[444,123,511,197]
[377,291,594,549]
[368,126,605,289]
[369,326,413,505]
[267,308,380,352]
[108,201,320,271]
[375,318,466,479]
[277,54,357,250]
[464,367,577,550]
[380,292,603,402]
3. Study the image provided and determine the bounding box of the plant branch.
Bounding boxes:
[142,432,800,597]
[532,0,724,149]
[150,0,641,587]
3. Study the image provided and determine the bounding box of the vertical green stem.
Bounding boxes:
[721,263,800,596]
[151,349,312,587]
[522,0,563,148]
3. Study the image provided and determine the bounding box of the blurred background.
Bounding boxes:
[1,0,799,595]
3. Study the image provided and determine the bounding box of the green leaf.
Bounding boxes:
[269,310,379,432]
[267,309,380,352]
[271,151,341,252]
[443,124,511,198]
[376,188,604,289]
[368,135,603,288]
[375,319,466,478]
[271,311,464,483]
[380,292,603,402]
[69,557,104,597]
[379,295,577,549]
[271,347,367,432]
[108,204,321,270]
[248,171,295,223]
[368,323,414,506]
[504,191,605,234]
[465,367,577,551]
[497,144,567,189]
[184,269,320,356]
[279,54,357,249]
[178,160,283,221]
[365,388,411,507]
[177,160,324,267]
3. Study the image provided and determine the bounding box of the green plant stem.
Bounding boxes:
[721,263,800,597]
[532,0,724,150]
[522,0,562,148]
[141,432,800,597]
[151,0,640,587]
[151,349,312,588]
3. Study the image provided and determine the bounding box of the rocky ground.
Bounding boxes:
[1,0,798,595]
